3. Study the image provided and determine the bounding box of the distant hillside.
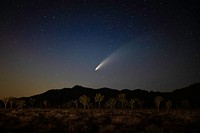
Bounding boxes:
[18,83,199,109]
[171,83,200,108]
[1,83,199,109]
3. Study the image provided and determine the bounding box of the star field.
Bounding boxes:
[0,0,200,98]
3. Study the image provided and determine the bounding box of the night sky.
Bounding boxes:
[1,0,200,98]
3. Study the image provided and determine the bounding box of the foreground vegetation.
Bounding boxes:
[0,89,199,132]
[0,109,199,133]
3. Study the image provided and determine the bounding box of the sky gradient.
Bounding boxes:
[0,0,200,98]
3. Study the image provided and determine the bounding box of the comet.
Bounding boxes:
[95,59,107,71]
[95,42,134,71]
[94,47,121,71]
[95,64,101,71]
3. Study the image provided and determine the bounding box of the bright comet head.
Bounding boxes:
[95,58,108,71]
[95,65,101,71]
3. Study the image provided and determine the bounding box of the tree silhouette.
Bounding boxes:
[131,98,143,109]
[29,98,35,108]
[79,95,90,110]
[129,99,135,110]
[2,97,9,109]
[94,93,104,109]
[117,93,126,109]
[86,99,92,109]
[8,97,16,109]
[137,99,144,109]
[105,98,116,110]
[66,100,73,109]
[43,99,48,108]
[16,100,25,109]
[165,100,172,112]
[72,100,78,109]
[154,96,163,111]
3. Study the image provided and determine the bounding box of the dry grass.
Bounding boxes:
[0,109,199,133]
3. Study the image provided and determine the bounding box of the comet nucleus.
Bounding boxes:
[95,60,106,71]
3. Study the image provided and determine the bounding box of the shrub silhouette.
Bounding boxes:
[43,99,48,108]
[2,97,9,109]
[165,100,172,112]
[9,97,16,109]
[79,95,90,109]
[129,99,136,110]
[16,100,25,109]
[105,98,116,109]
[117,93,126,109]
[154,96,163,111]
[29,98,35,108]
[94,93,104,109]
[72,99,78,109]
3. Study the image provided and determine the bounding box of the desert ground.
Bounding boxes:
[0,109,199,133]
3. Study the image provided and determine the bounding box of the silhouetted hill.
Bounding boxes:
[3,82,199,109]
[171,82,200,108]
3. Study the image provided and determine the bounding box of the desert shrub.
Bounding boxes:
[0,109,200,133]
[125,116,142,126]
[141,124,164,133]
[98,124,116,133]
[111,115,127,125]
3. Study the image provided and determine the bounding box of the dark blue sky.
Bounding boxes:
[0,0,200,97]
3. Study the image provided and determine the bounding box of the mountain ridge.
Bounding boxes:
[23,82,200,109]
